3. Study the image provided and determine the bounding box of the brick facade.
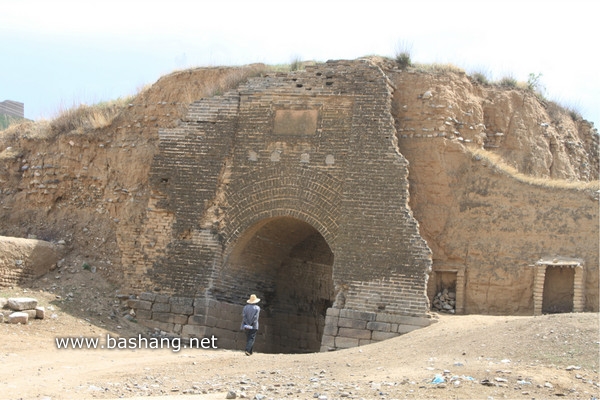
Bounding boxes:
[125,60,434,352]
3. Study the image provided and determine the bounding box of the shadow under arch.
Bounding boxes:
[215,215,334,353]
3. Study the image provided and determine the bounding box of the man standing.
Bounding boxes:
[240,294,261,356]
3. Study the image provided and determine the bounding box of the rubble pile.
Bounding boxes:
[432,288,456,313]
[0,297,45,323]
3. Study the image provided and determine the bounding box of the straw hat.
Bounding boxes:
[246,294,260,304]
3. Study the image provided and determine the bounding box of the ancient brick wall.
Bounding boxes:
[126,60,434,352]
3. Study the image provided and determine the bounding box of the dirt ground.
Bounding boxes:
[1,271,599,400]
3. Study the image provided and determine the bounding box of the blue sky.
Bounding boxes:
[1,0,598,128]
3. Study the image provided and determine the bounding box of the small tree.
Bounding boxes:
[394,40,413,69]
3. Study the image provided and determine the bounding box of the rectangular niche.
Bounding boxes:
[273,109,318,136]
[429,266,465,314]
[533,258,584,316]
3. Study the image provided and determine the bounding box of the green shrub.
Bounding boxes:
[527,72,543,92]
[394,40,413,69]
[471,72,490,85]
[499,76,518,88]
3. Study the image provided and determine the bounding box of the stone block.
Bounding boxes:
[0,313,3,323]
[135,309,152,320]
[320,334,335,347]
[138,318,157,329]
[339,309,376,322]
[170,304,193,315]
[0,298,7,309]
[326,308,340,317]
[127,299,139,309]
[338,327,371,340]
[8,312,28,324]
[193,297,207,309]
[215,318,240,331]
[374,313,401,324]
[139,292,156,302]
[155,294,170,303]
[205,315,219,327]
[325,317,339,333]
[169,296,194,307]
[152,312,172,323]
[337,317,367,329]
[367,321,391,332]
[207,327,236,342]
[152,321,175,333]
[7,297,38,311]
[188,314,206,325]
[152,312,188,324]
[152,302,171,313]
[335,336,359,349]
[182,324,206,338]
[136,300,153,311]
[170,314,189,325]
[322,323,338,336]
[174,324,182,334]
[24,309,37,320]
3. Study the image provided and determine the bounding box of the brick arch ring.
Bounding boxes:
[221,165,343,256]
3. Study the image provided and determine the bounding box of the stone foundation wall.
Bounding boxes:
[128,293,435,354]
[321,308,432,351]
[129,294,323,353]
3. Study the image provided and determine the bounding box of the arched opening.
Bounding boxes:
[222,216,334,353]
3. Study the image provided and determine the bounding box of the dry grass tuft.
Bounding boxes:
[206,66,269,97]
[0,119,51,141]
[413,63,465,74]
[467,146,600,190]
[50,97,130,135]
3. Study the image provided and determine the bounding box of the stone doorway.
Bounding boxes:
[223,216,335,353]
[533,258,584,315]
[428,265,465,314]
[542,266,574,313]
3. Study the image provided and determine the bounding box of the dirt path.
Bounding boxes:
[1,307,598,399]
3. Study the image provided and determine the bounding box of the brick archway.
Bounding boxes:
[131,60,434,352]
[216,216,334,353]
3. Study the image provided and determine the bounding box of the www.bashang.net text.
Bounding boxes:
[55,334,217,352]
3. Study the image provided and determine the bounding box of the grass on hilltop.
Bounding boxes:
[466,146,599,191]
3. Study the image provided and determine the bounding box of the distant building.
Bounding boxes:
[0,100,24,118]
